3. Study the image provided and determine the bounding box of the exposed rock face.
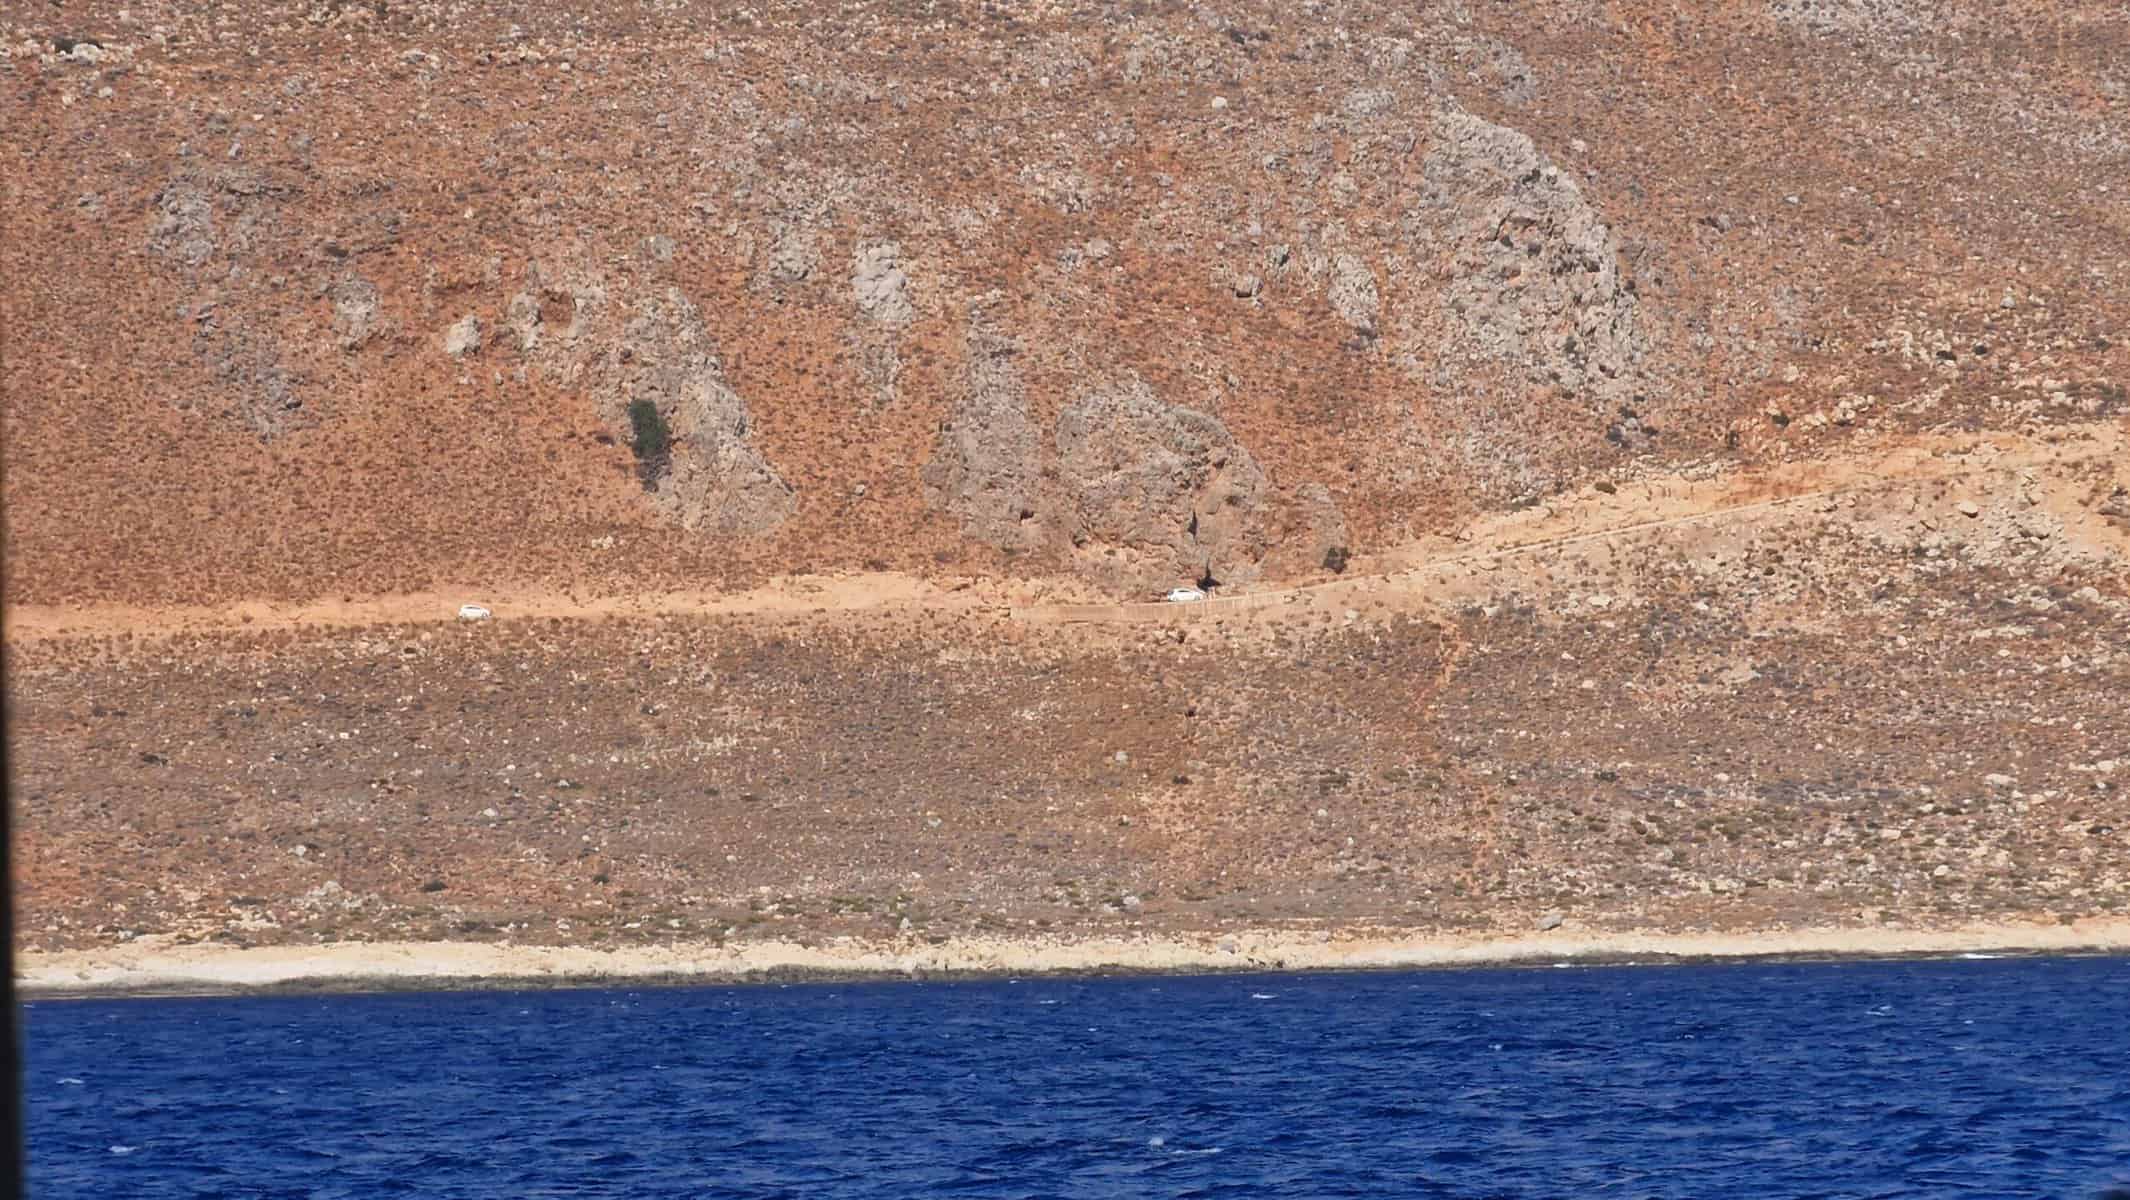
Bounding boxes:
[1054,376,1272,592]
[190,324,303,440]
[441,314,483,359]
[761,222,819,288]
[145,171,312,439]
[1419,102,1645,402]
[329,278,381,351]
[925,328,1349,590]
[146,181,216,268]
[1293,482,1352,573]
[1328,253,1381,339]
[851,242,913,327]
[1396,100,1653,502]
[921,306,1041,551]
[615,290,795,536]
[848,241,912,406]
[7,1,2125,607]
[504,291,543,352]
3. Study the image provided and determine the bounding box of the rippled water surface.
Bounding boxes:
[24,956,2130,1197]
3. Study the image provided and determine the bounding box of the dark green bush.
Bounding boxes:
[627,399,671,460]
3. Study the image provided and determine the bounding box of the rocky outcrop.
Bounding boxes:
[924,306,1350,591]
[12,0,2123,608]
[851,242,913,327]
[613,290,795,536]
[848,240,912,407]
[1054,376,1274,592]
[1328,254,1381,340]
[329,278,381,351]
[1395,100,1654,501]
[441,314,483,359]
[921,305,1041,550]
[146,171,311,439]
[1417,102,1646,402]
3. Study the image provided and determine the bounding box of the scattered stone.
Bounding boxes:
[1985,773,2015,788]
[147,181,216,269]
[763,222,818,285]
[505,291,543,351]
[851,241,913,326]
[1327,253,1380,338]
[330,278,381,351]
[1537,911,1564,931]
[442,314,483,359]
[1956,500,1981,518]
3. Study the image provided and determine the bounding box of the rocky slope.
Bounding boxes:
[6,0,2125,603]
[5,1,2129,960]
[11,422,2128,954]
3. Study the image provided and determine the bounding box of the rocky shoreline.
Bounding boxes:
[20,919,2130,1000]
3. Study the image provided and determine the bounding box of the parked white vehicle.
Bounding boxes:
[1163,587,1208,603]
[457,604,493,622]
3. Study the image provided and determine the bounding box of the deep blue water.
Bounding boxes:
[22,956,2130,1198]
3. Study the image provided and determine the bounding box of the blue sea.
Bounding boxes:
[23,956,2130,1198]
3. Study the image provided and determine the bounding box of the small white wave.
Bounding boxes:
[1959,953,2003,960]
[1250,992,1276,1000]
[1038,999,1059,1005]
[56,1078,83,1086]
[108,1146,137,1156]
[1148,1136,1166,1148]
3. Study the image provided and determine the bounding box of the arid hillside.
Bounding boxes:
[6,2,2130,967]
[5,0,2126,604]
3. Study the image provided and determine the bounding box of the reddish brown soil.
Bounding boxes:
[5,2,2129,955]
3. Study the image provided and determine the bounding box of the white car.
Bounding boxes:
[456,604,493,622]
[1163,587,1208,603]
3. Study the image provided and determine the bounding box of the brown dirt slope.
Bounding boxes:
[10,421,2128,954]
[6,3,2130,963]
[5,1,2127,605]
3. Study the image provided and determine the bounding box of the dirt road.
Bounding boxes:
[7,422,2123,644]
